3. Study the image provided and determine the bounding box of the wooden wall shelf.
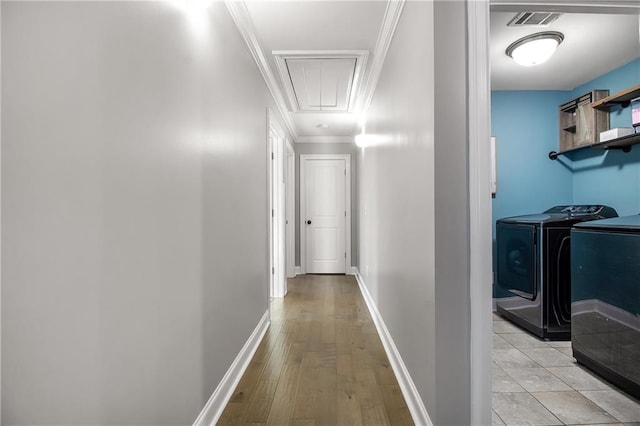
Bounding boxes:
[558,90,609,152]
[591,84,640,110]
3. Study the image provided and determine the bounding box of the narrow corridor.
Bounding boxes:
[217,275,414,425]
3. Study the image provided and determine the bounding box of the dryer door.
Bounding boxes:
[497,222,537,300]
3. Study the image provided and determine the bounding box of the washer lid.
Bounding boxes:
[497,213,592,224]
[498,205,618,225]
[574,214,640,231]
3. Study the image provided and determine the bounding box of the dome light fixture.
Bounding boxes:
[506,31,564,66]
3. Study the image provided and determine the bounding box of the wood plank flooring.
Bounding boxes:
[217,274,414,426]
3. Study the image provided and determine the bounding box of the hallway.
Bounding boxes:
[1,1,488,424]
[217,275,413,426]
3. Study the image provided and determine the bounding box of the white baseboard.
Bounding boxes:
[193,310,270,426]
[353,268,433,426]
[292,266,356,276]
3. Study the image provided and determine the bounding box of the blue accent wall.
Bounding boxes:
[572,59,639,129]
[491,58,640,298]
[491,91,574,224]
[491,90,573,296]
[570,58,640,216]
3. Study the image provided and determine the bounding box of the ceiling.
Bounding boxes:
[491,11,640,90]
[244,1,388,142]
[236,1,640,142]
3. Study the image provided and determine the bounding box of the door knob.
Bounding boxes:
[307,220,312,225]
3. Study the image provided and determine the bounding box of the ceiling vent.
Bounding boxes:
[273,50,369,113]
[507,12,561,27]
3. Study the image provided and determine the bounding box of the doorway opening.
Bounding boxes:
[268,109,288,298]
[285,142,296,279]
[486,3,640,424]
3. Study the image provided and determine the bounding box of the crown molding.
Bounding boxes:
[295,136,355,144]
[357,0,406,119]
[224,0,298,139]
[226,0,407,139]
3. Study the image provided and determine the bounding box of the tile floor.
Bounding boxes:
[492,313,640,426]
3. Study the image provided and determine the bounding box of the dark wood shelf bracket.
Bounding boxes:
[549,133,640,160]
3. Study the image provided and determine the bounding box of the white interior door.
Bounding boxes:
[304,158,346,274]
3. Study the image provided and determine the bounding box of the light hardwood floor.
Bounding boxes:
[217,274,414,426]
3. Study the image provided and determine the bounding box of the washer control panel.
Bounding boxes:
[544,205,616,216]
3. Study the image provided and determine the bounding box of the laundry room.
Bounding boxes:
[492,59,640,239]
[490,7,640,424]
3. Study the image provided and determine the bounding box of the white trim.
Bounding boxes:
[272,50,369,113]
[300,154,351,275]
[224,0,297,140]
[349,266,358,275]
[353,269,432,426]
[268,111,275,299]
[193,310,270,426]
[467,1,493,425]
[357,0,406,119]
[0,2,3,418]
[295,136,355,144]
[294,266,301,276]
[269,109,287,298]
[265,108,272,317]
[285,139,296,279]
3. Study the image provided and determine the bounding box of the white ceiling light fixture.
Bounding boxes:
[506,31,564,67]
[172,0,212,13]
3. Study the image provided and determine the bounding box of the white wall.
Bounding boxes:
[357,2,478,424]
[1,2,286,424]
[433,1,473,423]
[357,0,437,419]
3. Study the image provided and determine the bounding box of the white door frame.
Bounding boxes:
[268,108,287,298]
[285,140,296,278]
[467,3,637,424]
[0,3,3,414]
[467,1,492,425]
[299,154,351,274]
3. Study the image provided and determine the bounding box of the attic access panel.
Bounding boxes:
[273,50,369,113]
[286,58,355,111]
